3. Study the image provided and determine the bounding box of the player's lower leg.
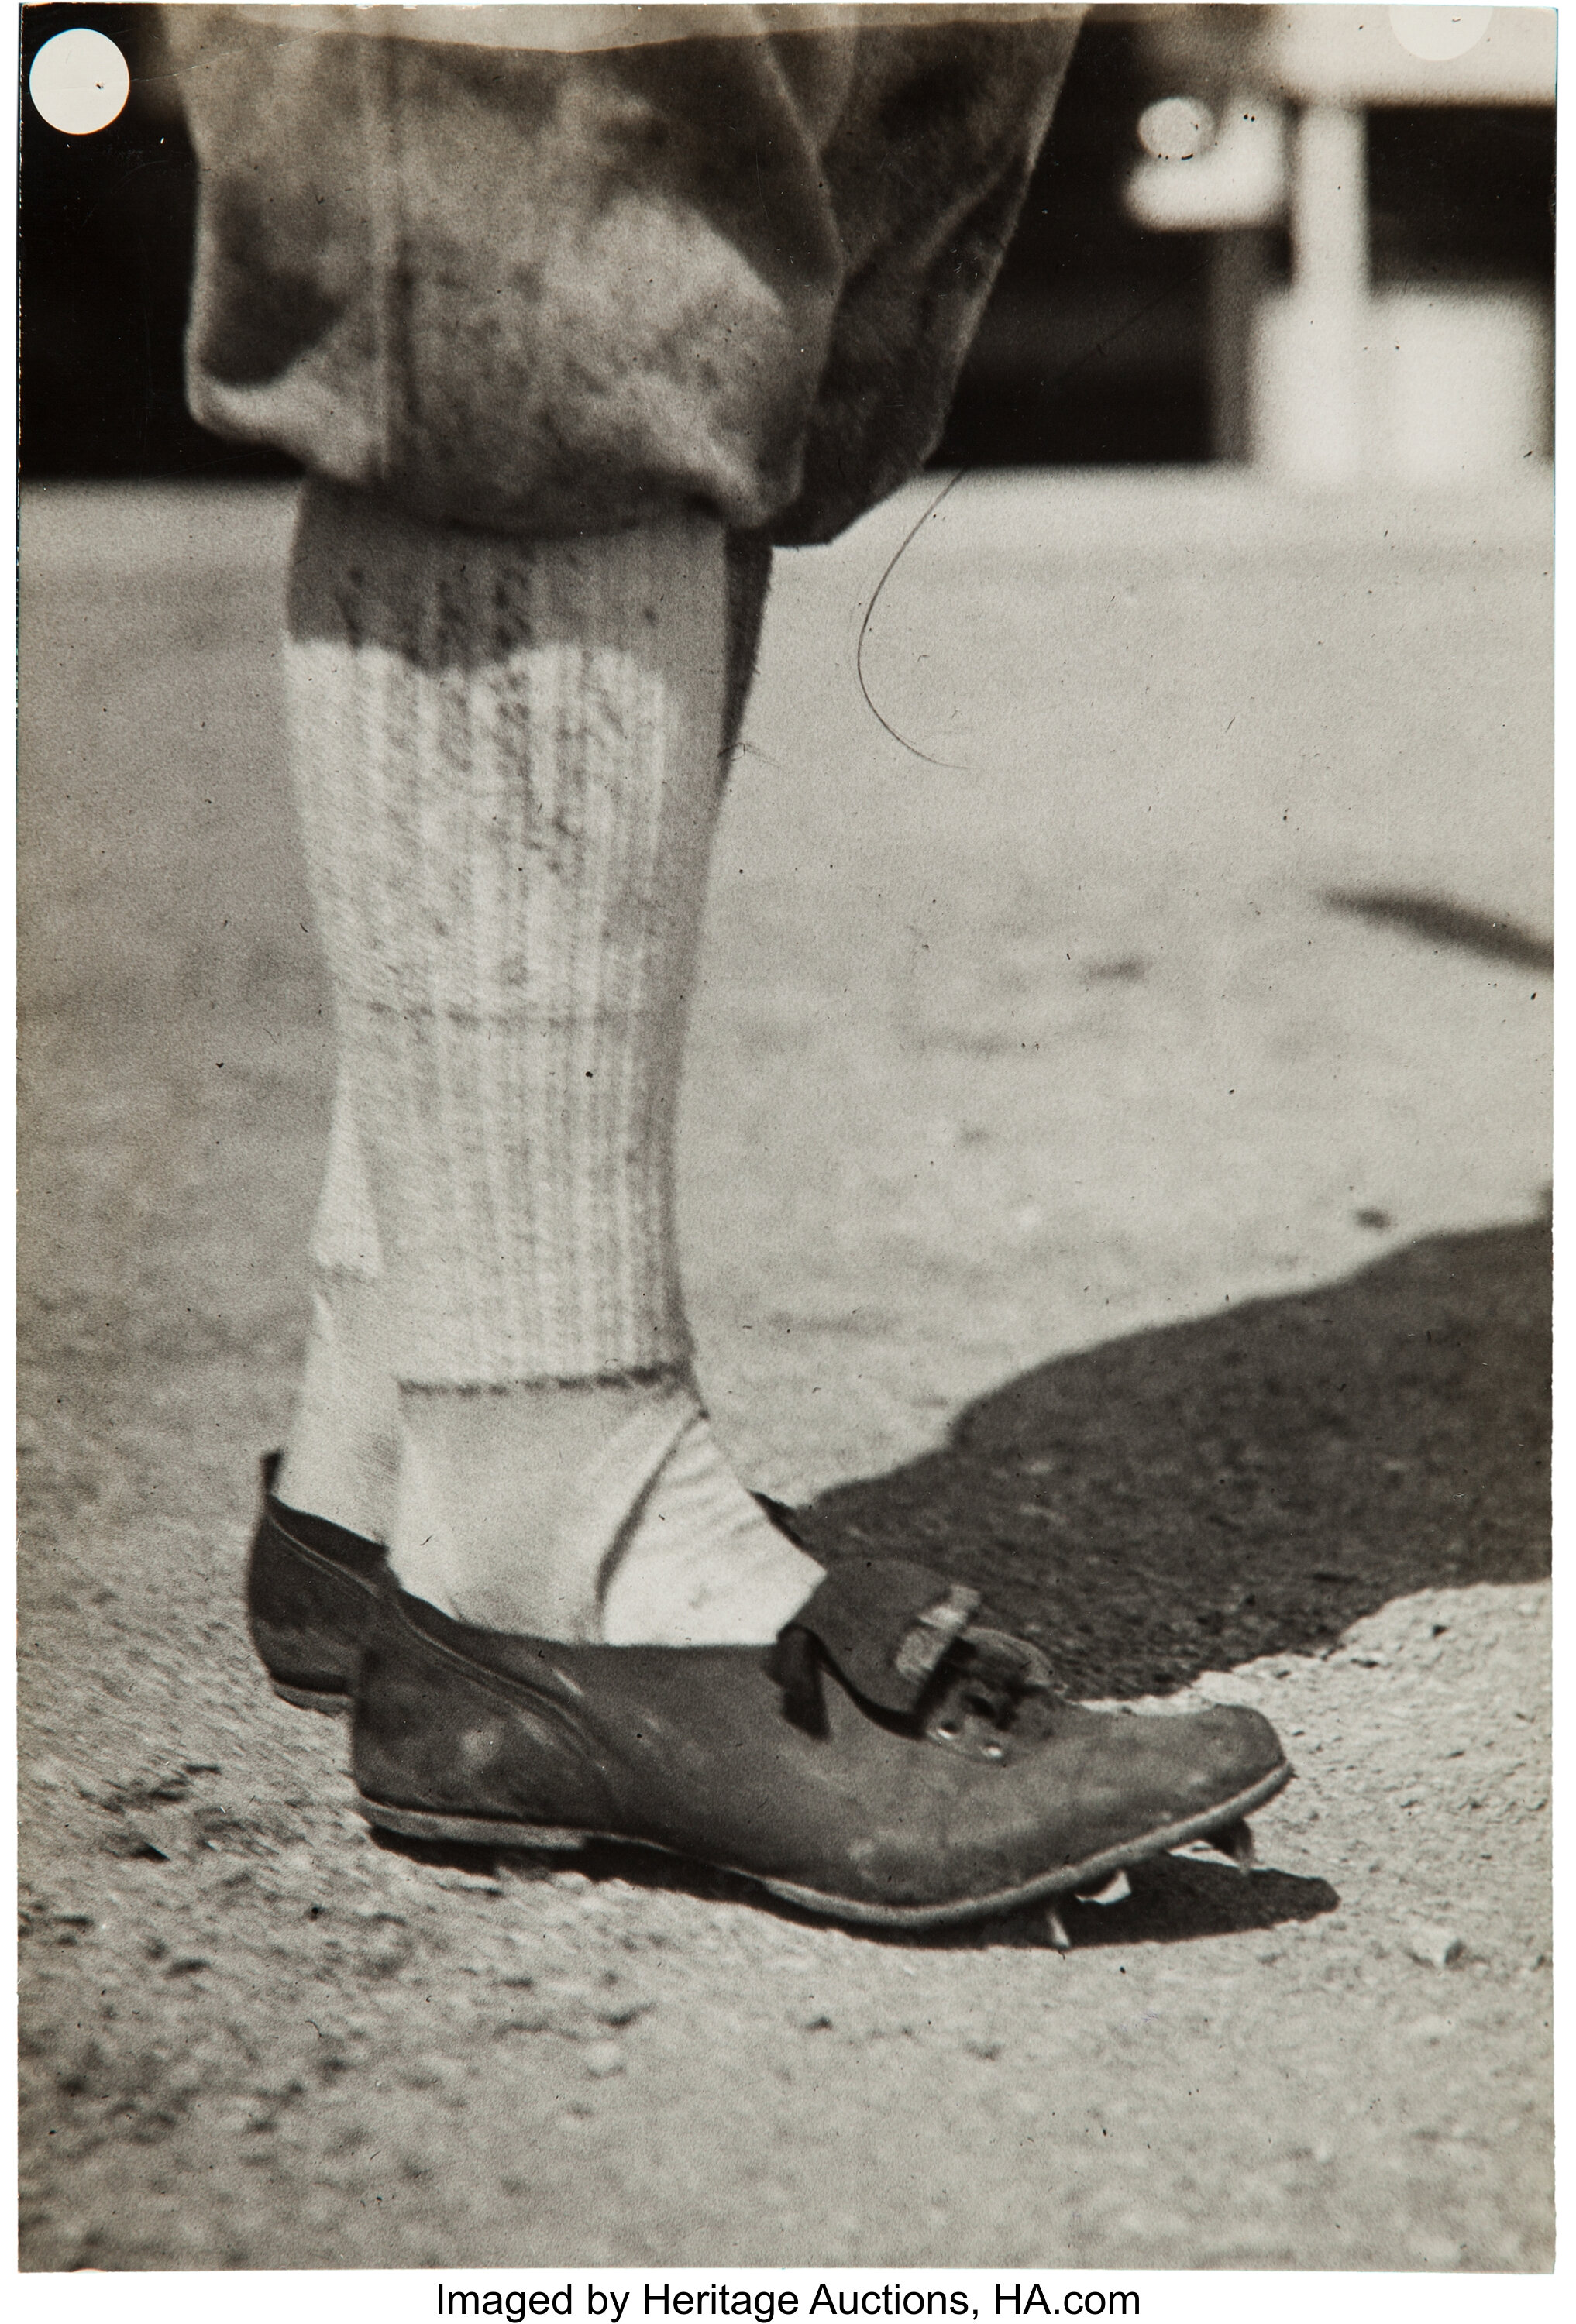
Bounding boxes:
[257,483,1292,1937]
[280,481,819,1645]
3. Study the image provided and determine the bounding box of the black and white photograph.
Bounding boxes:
[15,0,1556,2278]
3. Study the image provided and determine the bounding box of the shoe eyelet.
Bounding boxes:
[932,1719,961,1741]
[981,1739,1007,1762]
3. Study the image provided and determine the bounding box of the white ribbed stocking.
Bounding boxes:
[281,483,819,1642]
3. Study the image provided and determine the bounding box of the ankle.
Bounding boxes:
[387,1375,822,1645]
[387,1374,697,1637]
[599,1413,821,1645]
[277,1279,399,1541]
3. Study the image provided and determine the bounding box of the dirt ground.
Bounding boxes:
[17,473,1552,2271]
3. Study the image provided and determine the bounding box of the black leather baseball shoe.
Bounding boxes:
[350,1556,1292,1933]
[246,1453,387,1713]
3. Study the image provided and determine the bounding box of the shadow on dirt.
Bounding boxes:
[371,1827,1340,1953]
[1059,1854,1338,1947]
[977,1854,1340,1954]
[776,1854,1340,1954]
[1324,886,1553,972]
[795,1219,1550,1703]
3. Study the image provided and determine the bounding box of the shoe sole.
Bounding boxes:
[357,1759,1293,1931]
[270,1678,350,1716]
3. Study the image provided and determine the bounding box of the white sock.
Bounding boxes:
[391,1378,821,1645]
[283,483,821,1640]
[598,1407,822,1646]
[276,1073,399,1541]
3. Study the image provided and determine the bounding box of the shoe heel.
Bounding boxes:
[358,1799,590,1852]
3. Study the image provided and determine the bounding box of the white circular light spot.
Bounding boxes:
[1388,7,1494,62]
[1137,95,1217,163]
[29,28,130,136]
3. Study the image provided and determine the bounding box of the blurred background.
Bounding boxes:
[19,2,1556,485]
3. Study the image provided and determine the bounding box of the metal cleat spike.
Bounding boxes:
[1215,1818,1256,1872]
[1045,1903,1072,1951]
[1079,1868,1132,1908]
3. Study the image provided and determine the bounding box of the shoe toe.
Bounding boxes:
[1120,1700,1289,1834]
[1032,1697,1289,1865]
[1186,1702,1287,1788]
